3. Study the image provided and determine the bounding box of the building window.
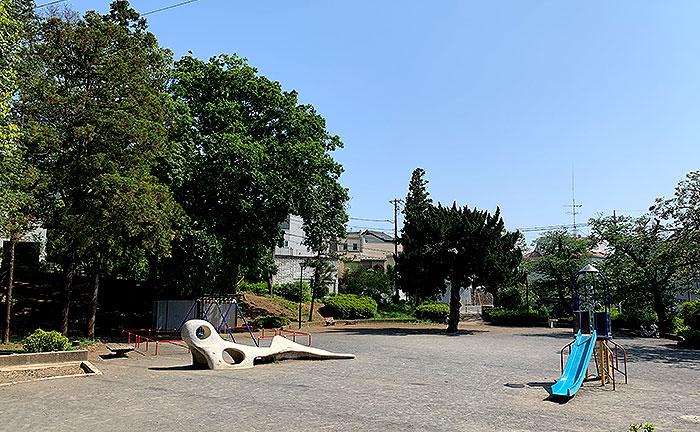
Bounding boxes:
[343,244,348,251]
[284,240,289,247]
[352,243,358,251]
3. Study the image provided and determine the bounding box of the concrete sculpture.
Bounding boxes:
[181,319,355,369]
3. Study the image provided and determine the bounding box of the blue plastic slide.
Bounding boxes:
[551,330,597,398]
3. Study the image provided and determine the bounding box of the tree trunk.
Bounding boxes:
[267,273,273,297]
[447,276,462,333]
[87,261,100,339]
[147,254,158,298]
[60,254,76,336]
[3,237,17,343]
[651,284,669,334]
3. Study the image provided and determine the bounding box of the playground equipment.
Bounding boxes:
[173,296,259,346]
[553,264,628,397]
[181,320,354,370]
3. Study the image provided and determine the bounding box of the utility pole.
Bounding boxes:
[389,198,402,256]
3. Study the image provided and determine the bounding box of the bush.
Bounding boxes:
[376,302,415,319]
[415,302,450,322]
[238,281,269,296]
[250,314,291,328]
[322,294,377,319]
[497,286,524,310]
[274,281,311,302]
[611,309,658,330]
[679,329,700,349]
[680,300,700,330]
[482,306,548,326]
[23,329,71,353]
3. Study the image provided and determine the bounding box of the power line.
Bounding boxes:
[516,223,589,233]
[35,0,67,8]
[143,0,199,16]
[349,217,392,223]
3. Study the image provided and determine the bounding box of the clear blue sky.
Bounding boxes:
[60,0,700,246]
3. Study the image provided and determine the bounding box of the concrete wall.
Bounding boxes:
[272,255,339,294]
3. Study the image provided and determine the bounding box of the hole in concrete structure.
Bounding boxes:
[196,325,211,340]
[222,348,245,365]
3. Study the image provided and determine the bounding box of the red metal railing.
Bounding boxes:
[258,328,311,346]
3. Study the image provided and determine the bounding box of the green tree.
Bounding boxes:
[15,1,182,336]
[305,254,335,320]
[341,264,392,303]
[165,54,348,295]
[1,0,37,343]
[396,168,442,304]
[524,230,591,317]
[589,214,687,333]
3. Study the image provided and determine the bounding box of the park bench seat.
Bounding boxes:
[105,343,135,357]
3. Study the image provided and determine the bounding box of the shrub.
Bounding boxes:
[250,315,291,328]
[238,281,269,297]
[678,328,700,349]
[23,329,70,353]
[322,294,377,319]
[376,301,415,319]
[274,281,311,302]
[611,310,658,330]
[497,286,524,310]
[482,306,548,326]
[415,302,450,322]
[680,300,700,330]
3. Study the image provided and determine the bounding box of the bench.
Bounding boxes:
[547,318,559,328]
[105,343,135,357]
[324,317,335,326]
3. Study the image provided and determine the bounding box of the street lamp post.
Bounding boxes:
[298,263,304,329]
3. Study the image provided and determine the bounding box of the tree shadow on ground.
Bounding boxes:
[148,364,203,371]
[623,343,700,370]
[514,331,576,340]
[324,327,487,337]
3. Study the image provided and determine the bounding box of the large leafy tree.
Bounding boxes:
[14,1,182,336]
[165,54,348,295]
[589,214,688,332]
[524,230,591,317]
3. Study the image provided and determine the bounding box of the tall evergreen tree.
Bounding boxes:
[15,1,182,336]
[396,168,441,304]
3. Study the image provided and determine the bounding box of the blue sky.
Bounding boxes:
[60,1,700,245]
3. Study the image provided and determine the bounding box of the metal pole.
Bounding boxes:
[299,263,304,329]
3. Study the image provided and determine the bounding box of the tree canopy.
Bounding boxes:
[163,54,348,295]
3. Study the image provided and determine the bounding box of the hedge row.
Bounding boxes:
[482,306,549,326]
[415,302,450,322]
[321,294,377,319]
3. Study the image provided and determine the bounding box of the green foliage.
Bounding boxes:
[590,214,688,333]
[376,302,415,319]
[482,306,549,326]
[415,302,450,322]
[341,265,392,302]
[166,53,348,293]
[679,300,700,330]
[250,314,290,328]
[238,281,269,297]
[23,329,70,353]
[322,294,377,319]
[275,281,311,302]
[497,286,524,310]
[629,423,655,432]
[679,328,700,349]
[525,230,591,316]
[610,309,658,330]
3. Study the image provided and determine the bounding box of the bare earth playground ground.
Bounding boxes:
[1,323,699,432]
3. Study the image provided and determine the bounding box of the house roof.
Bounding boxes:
[364,230,394,242]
